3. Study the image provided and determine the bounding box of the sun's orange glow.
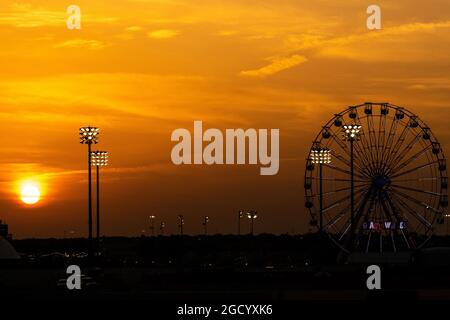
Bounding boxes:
[20,182,41,205]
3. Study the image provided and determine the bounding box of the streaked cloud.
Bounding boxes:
[0,2,116,28]
[54,39,108,50]
[147,29,180,39]
[240,55,307,77]
[126,26,143,32]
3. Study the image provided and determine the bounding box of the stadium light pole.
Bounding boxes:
[91,150,109,254]
[149,215,156,236]
[247,211,258,235]
[238,210,244,235]
[79,126,99,258]
[343,124,361,235]
[310,146,332,233]
[203,216,209,235]
[178,215,184,235]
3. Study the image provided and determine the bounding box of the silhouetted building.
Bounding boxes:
[0,220,12,240]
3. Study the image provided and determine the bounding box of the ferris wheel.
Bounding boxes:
[304,103,448,254]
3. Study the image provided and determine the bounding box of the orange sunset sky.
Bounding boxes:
[0,0,449,238]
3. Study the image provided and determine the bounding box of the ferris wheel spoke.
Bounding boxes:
[389,188,439,221]
[401,230,412,249]
[385,133,423,175]
[352,142,376,177]
[324,206,350,232]
[391,177,437,183]
[355,131,378,175]
[322,187,367,214]
[309,182,369,198]
[380,116,399,167]
[323,191,368,234]
[329,133,370,174]
[353,115,378,175]
[365,114,382,173]
[388,145,432,175]
[390,184,442,197]
[390,161,437,179]
[376,114,388,175]
[392,191,433,239]
[389,192,433,231]
[390,233,397,252]
[324,163,368,180]
[334,183,373,243]
[347,110,376,174]
[390,186,439,212]
[382,121,414,171]
[329,151,370,178]
[351,123,377,174]
[382,190,409,251]
[361,194,377,253]
[320,183,371,197]
[322,178,369,183]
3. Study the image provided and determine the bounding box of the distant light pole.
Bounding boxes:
[178,215,184,235]
[310,146,332,233]
[202,216,209,235]
[247,211,258,235]
[160,221,166,236]
[63,230,75,239]
[91,150,109,254]
[343,124,361,235]
[238,210,244,235]
[149,215,156,236]
[79,126,99,258]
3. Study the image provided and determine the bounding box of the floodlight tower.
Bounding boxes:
[247,211,258,235]
[91,150,108,253]
[149,215,156,236]
[178,215,184,235]
[238,210,244,235]
[79,126,99,258]
[310,146,332,233]
[203,216,209,235]
[343,124,361,234]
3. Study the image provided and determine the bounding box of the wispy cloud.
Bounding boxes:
[54,39,108,50]
[285,20,450,62]
[147,29,180,39]
[240,55,307,77]
[126,26,143,32]
[0,3,116,28]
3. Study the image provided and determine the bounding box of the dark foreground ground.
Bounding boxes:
[2,234,450,301]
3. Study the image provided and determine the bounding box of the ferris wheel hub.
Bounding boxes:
[373,176,391,189]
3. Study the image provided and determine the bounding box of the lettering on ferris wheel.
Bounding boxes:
[362,221,407,231]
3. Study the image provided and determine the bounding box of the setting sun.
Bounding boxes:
[20,182,41,205]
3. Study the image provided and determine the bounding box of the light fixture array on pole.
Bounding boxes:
[310,146,331,233]
[342,124,361,235]
[202,216,209,235]
[178,215,184,235]
[247,211,258,235]
[91,150,109,255]
[149,215,156,236]
[79,126,99,259]
[238,210,244,235]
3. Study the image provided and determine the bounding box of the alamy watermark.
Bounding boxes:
[366,265,381,290]
[171,121,279,175]
[366,5,381,30]
[66,4,81,30]
[66,264,81,289]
